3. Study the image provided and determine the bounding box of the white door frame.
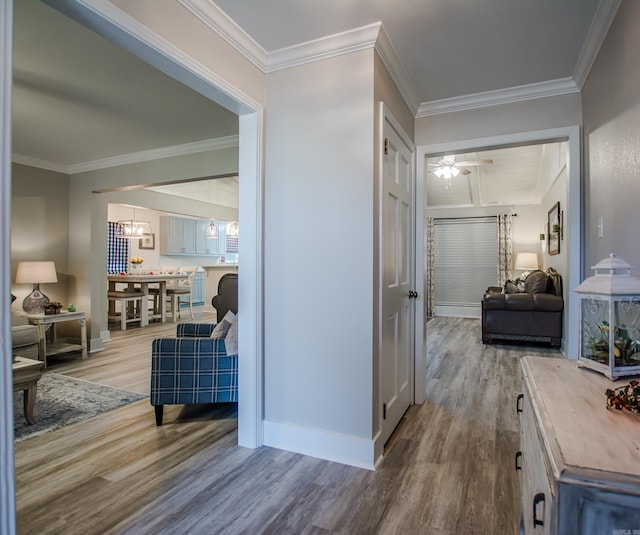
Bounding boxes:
[0,2,264,528]
[415,127,582,395]
[377,103,416,453]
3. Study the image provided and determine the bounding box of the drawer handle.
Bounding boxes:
[515,451,522,471]
[533,493,545,527]
[516,393,524,413]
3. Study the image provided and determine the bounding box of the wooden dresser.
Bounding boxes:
[518,356,640,534]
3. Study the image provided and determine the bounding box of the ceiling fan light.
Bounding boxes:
[434,168,443,178]
[450,166,460,177]
[442,167,453,180]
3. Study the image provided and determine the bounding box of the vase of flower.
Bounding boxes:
[129,257,144,274]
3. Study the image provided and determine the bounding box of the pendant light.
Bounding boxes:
[205,221,218,239]
[116,208,152,239]
[227,221,239,238]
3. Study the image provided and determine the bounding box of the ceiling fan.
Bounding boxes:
[427,155,493,179]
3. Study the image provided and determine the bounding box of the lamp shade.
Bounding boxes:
[515,252,539,272]
[16,261,58,284]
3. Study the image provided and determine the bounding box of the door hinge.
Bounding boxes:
[383,403,387,420]
[384,137,389,155]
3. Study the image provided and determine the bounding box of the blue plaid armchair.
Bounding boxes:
[151,322,238,425]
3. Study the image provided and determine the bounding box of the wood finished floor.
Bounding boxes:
[15,316,561,534]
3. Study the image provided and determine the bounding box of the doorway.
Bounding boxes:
[1,0,263,483]
[414,127,582,403]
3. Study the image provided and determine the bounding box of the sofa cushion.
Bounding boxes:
[504,294,535,311]
[12,324,40,347]
[483,293,506,309]
[523,270,549,294]
[532,293,564,312]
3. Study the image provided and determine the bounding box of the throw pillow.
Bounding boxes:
[225,312,238,356]
[504,281,522,294]
[210,310,236,339]
[523,270,549,294]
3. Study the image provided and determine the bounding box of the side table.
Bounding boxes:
[26,310,88,367]
[12,356,44,424]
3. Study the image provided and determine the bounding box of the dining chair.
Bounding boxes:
[148,266,180,319]
[107,289,145,330]
[166,267,197,321]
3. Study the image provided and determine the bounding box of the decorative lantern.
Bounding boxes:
[574,254,640,380]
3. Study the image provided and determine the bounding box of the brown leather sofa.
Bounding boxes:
[481,269,563,348]
[211,273,238,322]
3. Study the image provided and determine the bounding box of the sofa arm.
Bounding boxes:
[486,286,503,294]
[176,322,216,338]
[150,337,237,407]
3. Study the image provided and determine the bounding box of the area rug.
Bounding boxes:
[14,373,147,443]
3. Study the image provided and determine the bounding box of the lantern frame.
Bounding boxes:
[574,254,640,380]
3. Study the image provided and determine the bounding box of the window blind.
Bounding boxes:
[433,218,497,309]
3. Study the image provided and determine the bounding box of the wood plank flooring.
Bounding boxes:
[15,316,561,534]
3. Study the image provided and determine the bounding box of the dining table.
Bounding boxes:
[107,273,187,325]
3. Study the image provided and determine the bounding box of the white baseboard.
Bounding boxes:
[263,419,375,470]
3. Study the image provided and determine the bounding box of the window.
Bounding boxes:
[433,218,497,317]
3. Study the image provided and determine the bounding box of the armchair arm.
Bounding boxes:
[176,322,216,338]
[150,337,238,407]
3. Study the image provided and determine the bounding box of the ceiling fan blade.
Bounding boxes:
[459,168,471,175]
[455,159,493,166]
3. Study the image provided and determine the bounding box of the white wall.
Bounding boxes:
[263,50,377,466]
[415,93,582,146]
[582,0,640,273]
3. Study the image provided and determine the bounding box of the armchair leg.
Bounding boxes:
[154,405,164,426]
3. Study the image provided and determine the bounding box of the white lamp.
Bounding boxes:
[16,261,58,313]
[515,252,539,278]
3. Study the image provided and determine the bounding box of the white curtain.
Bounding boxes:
[497,214,513,286]
[425,217,435,318]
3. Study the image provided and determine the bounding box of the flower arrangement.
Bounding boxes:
[606,379,640,413]
[130,256,144,265]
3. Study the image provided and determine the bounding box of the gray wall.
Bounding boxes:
[582,0,640,273]
[11,163,69,307]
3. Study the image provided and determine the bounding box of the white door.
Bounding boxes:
[380,110,415,446]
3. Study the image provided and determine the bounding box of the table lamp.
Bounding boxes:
[15,261,58,313]
[514,252,539,278]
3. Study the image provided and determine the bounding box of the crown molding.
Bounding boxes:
[179,4,420,114]
[266,22,380,72]
[573,0,622,88]
[178,0,268,72]
[374,25,420,115]
[13,136,239,175]
[416,77,579,117]
[11,155,69,174]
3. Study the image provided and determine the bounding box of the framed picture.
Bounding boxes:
[139,234,155,250]
[547,202,560,255]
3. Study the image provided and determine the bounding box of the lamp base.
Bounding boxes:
[22,284,50,313]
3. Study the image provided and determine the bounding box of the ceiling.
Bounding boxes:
[11,0,607,205]
[425,143,564,209]
[213,0,602,104]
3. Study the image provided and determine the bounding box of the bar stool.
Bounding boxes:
[107,290,144,330]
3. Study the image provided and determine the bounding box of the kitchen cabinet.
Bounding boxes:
[161,217,224,256]
[160,217,234,257]
[518,357,640,534]
[191,270,204,306]
[161,216,195,255]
